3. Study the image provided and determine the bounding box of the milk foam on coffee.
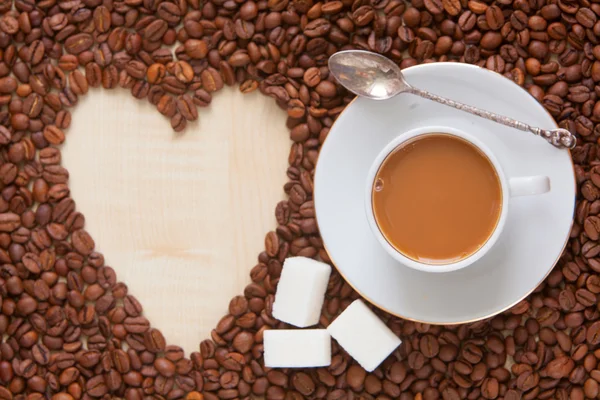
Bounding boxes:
[372,134,502,264]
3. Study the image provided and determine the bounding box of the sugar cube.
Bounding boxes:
[263,329,331,368]
[272,256,331,327]
[327,300,401,372]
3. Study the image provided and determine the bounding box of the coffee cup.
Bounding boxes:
[364,126,551,273]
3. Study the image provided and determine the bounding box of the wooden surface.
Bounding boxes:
[62,88,289,355]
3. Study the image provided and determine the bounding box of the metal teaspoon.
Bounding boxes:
[328,50,576,150]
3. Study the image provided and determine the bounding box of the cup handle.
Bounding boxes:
[509,176,551,197]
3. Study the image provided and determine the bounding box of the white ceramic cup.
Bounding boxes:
[365,126,551,273]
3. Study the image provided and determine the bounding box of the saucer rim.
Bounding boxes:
[315,61,575,325]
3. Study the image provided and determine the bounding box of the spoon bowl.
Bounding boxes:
[328,50,409,100]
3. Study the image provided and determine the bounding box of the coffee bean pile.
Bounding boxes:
[0,0,597,398]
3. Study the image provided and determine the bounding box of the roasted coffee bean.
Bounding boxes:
[64,33,94,55]
[420,335,440,358]
[176,95,198,121]
[486,6,504,30]
[546,355,575,378]
[43,125,65,145]
[347,365,367,390]
[0,213,20,232]
[424,0,444,15]
[200,68,224,92]
[443,0,461,16]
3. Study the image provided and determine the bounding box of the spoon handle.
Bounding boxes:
[408,87,576,150]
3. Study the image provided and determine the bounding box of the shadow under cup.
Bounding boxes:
[365,127,510,274]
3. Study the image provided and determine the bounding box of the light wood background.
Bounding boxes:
[62,88,290,355]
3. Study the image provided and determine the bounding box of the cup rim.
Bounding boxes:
[364,125,509,273]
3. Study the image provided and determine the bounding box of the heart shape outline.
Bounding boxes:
[61,86,290,355]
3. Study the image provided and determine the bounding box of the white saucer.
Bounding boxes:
[314,62,576,324]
